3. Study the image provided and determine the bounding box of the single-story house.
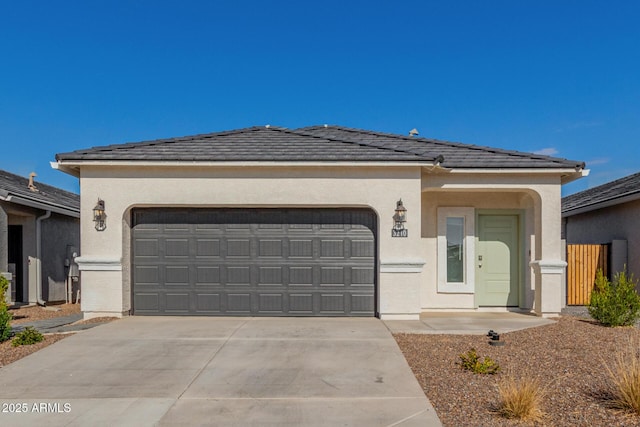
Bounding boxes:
[53,125,586,319]
[0,169,80,305]
[562,170,640,282]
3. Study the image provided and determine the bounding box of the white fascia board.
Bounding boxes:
[446,168,585,175]
[50,161,80,178]
[53,160,435,168]
[440,167,588,185]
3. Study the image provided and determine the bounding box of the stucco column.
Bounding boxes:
[530,184,566,317]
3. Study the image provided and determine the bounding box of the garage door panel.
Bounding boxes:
[321,240,344,258]
[196,266,221,284]
[135,265,159,284]
[132,208,376,316]
[289,240,313,258]
[196,239,220,257]
[134,293,160,312]
[351,240,374,258]
[258,267,283,285]
[351,293,376,313]
[165,266,189,285]
[259,240,283,257]
[289,293,314,313]
[195,293,221,312]
[227,266,251,284]
[227,240,251,257]
[320,294,346,313]
[165,293,190,312]
[257,293,284,313]
[289,266,313,285]
[134,239,159,257]
[321,267,344,285]
[227,293,252,313]
[351,267,374,285]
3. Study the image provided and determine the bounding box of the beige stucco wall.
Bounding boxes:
[77,165,425,319]
[73,165,568,319]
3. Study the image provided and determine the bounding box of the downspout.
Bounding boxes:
[36,210,51,306]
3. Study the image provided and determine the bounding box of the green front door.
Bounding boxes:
[476,214,519,307]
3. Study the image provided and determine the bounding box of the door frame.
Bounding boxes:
[474,209,525,309]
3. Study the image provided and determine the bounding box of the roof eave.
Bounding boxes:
[53,159,437,168]
[0,193,80,218]
[562,191,640,217]
[445,167,588,178]
[51,161,80,178]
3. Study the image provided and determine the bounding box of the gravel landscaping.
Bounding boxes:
[9,303,81,324]
[394,314,640,426]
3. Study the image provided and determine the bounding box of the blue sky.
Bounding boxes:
[1,1,638,195]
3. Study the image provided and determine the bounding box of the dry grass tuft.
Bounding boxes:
[604,338,640,415]
[496,375,545,422]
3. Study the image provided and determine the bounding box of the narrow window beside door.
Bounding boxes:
[437,207,475,293]
[446,217,464,283]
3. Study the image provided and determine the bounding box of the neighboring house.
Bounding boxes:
[53,125,586,319]
[562,171,640,283]
[0,169,80,305]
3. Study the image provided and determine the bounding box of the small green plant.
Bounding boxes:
[12,327,44,347]
[496,375,545,421]
[589,269,640,327]
[458,348,500,374]
[604,338,640,415]
[0,276,12,342]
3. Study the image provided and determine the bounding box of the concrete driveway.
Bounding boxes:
[0,317,441,426]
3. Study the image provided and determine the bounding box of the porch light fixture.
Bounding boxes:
[392,199,408,237]
[93,199,107,231]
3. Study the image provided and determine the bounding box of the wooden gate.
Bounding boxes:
[566,244,609,305]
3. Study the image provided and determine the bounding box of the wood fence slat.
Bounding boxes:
[566,244,609,305]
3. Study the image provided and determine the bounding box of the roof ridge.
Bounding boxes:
[299,125,583,167]
[292,126,435,160]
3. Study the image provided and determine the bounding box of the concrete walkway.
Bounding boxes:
[11,313,85,334]
[384,311,556,335]
[0,317,441,426]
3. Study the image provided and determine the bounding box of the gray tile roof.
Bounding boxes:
[56,125,584,169]
[297,126,584,169]
[562,171,640,214]
[0,169,79,215]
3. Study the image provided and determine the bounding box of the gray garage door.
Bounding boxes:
[131,208,376,316]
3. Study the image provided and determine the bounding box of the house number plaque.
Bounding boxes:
[391,228,408,238]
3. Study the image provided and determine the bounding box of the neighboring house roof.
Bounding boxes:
[56,125,584,170]
[562,171,640,216]
[0,169,80,217]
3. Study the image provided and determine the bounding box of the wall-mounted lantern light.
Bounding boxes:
[93,199,107,231]
[392,199,408,237]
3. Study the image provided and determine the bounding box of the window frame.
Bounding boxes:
[437,207,475,293]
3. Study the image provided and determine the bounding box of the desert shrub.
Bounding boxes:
[0,276,12,342]
[589,269,640,327]
[0,275,9,309]
[604,338,640,415]
[0,307,12,342]
[496,375,545,421]
[12,327,44,347]
[458,348,500,374]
